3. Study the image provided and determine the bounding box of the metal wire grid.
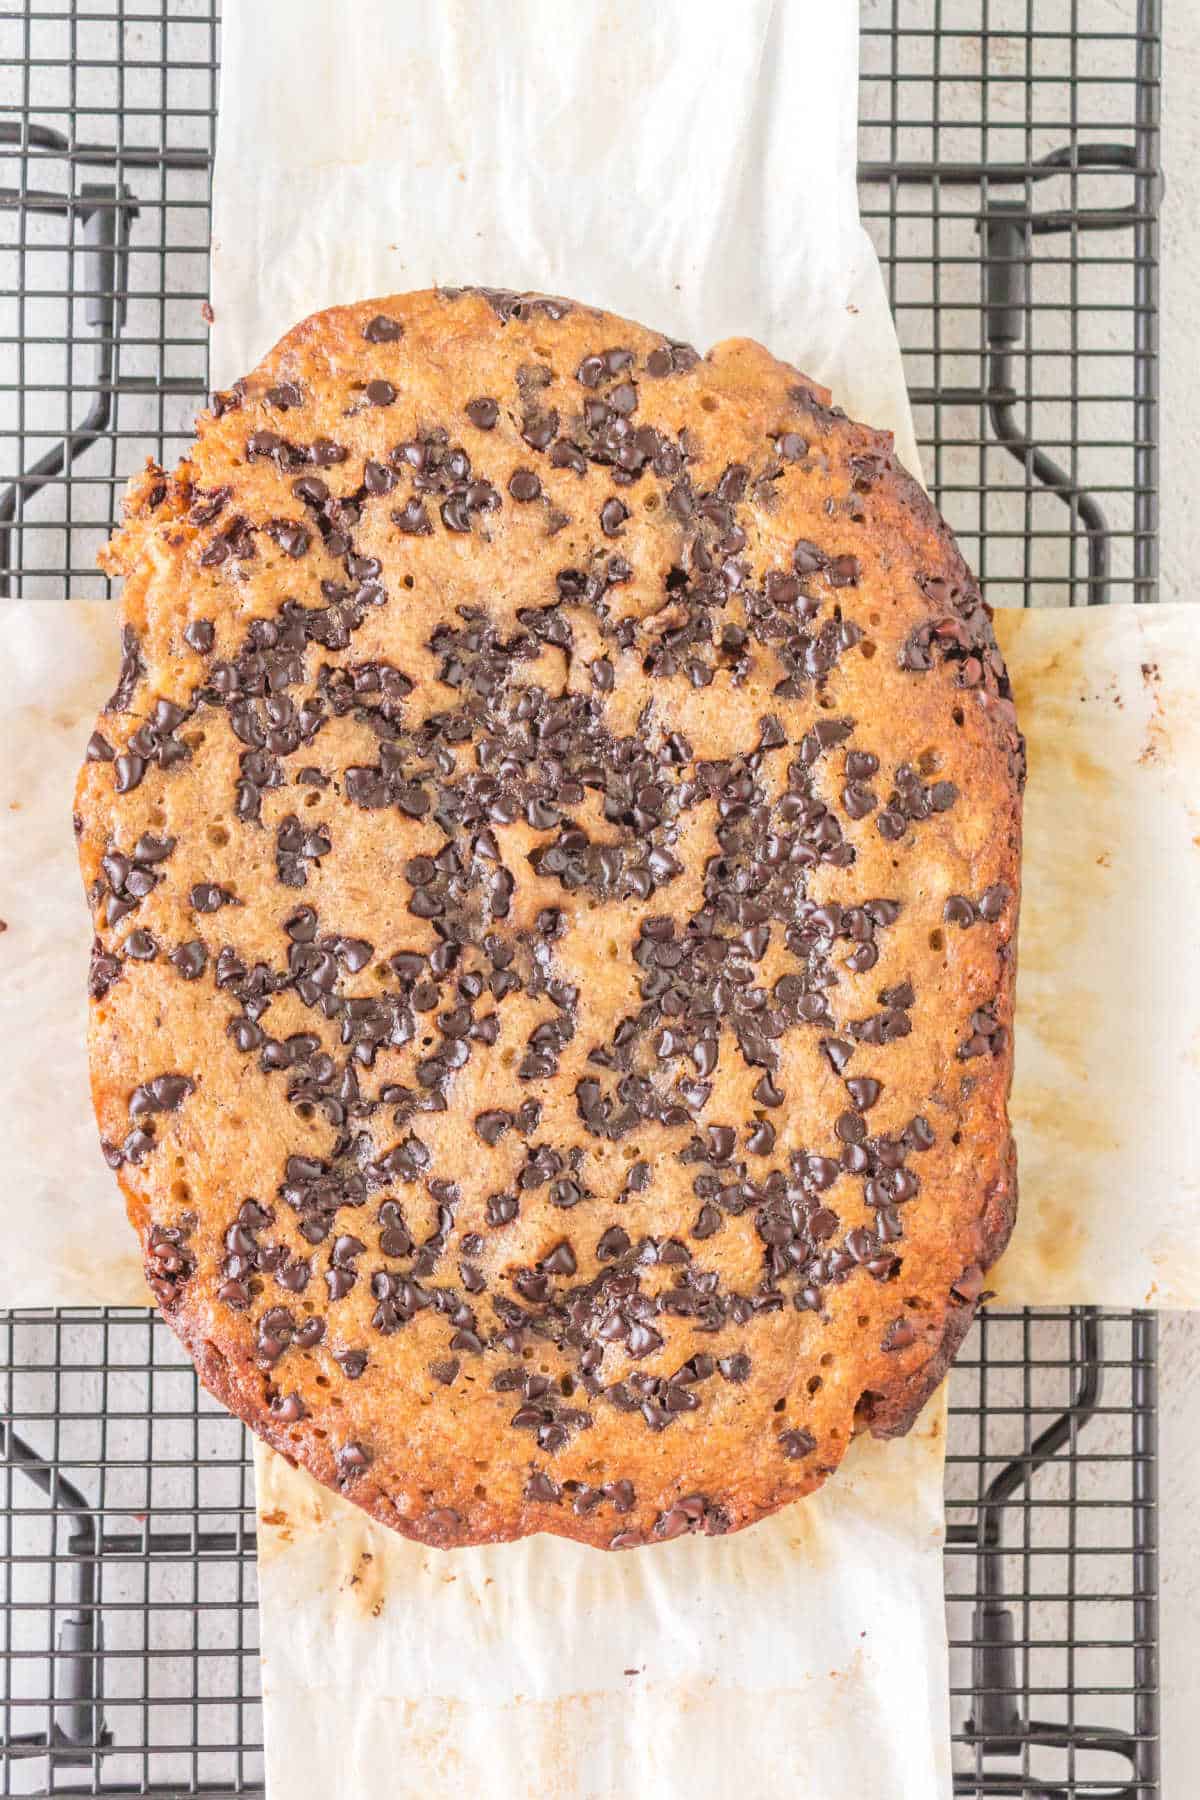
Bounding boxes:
[0,1312,260,1797]
[0,0,1162,1795]
[859,0,1159,612]
[0,0,218,598]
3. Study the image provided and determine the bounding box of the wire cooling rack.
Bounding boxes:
[0,1,1162,1795]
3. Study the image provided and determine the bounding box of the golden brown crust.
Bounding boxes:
[75,287,1022,1550]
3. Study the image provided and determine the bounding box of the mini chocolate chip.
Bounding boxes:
[600,497,629,537]
[835,1110,867,1144]
[366,379,396,407]
[978,882,1011,921]
[189,882,231,913]
[266,382,303,410]
[792,539,826,575]
[707,1125,737,1163]
[475,1109,511,1146]
[526,1471,561,1503]
[746,1120,776,1156]
[363,314,403,343]
[842,782,877,820]
[826,554,860,587]
[183,618,215,654]
[509,468,541,502]
[310,436,348,466]
[779,1428,816,1459]
[846,1076,882,1111]
[114,752,146,794]
[336,1441,371,1479]
[391,496,432,537]
[364,459,397,496]
[266,518,310,558]
[169,941,207,981]
[882,1317,917,1352]
[540,1241,577,1276]
[597,1225,631,1261]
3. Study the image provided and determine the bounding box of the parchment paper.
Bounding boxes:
[993,604,1200,1309]
[253,1400,952,1800]
[5,600,1196,1310]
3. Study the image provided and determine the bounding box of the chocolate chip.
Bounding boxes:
[793,539,827,575]
[693,1203,722,1239]
[363,314,403,343]
[842,781,877,820]
[169,940,208,981]
[265,382,303,410]
[473,1109,512,1148]
[835,1110,866,1144]
[779,1428,816,1459]
[509,468,542,502]
[266,518,310,558]
[310,437,348,466]
[183,618,215,654]
[597,1225,631,1261]
[600,498,629,537]
[486,1193,519,1227]
[540,1242,577,1276]
[882,1317,917,1352]
[189,882,232,913]
[336,1441,371,1479]
[846,1076,882,1111]
[978,882,1011,921]
[114,752,146,794]
[392,497,433,535]
[525,1471,561,1503]
[361,459,396,497]
[466,397,499,429]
